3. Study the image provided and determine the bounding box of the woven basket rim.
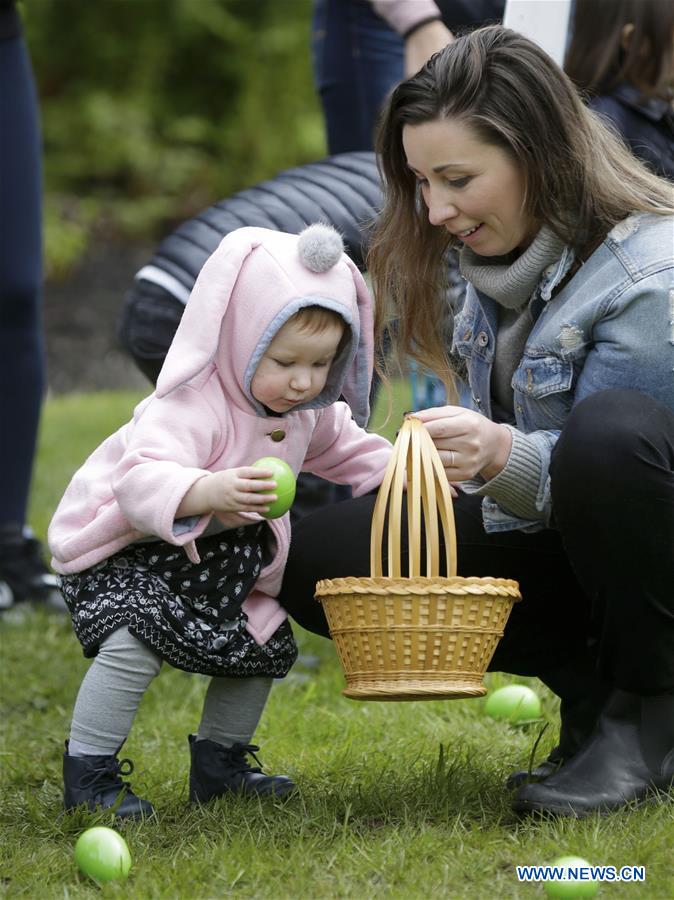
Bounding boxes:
[315,575,521,596]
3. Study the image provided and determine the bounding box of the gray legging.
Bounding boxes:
[69,626,272,756]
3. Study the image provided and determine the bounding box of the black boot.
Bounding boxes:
[0,525,66,612]
[506,745,565,791]
[506,659,610,790]
[511,690,674,817]
[188,734,295,802]
[506,686,609,790]
[63,741,155,820]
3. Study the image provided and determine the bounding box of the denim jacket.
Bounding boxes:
[452,212,674,533]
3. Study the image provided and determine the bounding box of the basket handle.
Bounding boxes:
[370,417,457,578]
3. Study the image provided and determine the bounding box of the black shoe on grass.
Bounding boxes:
[0,525,66,612]
[188,735,296,802]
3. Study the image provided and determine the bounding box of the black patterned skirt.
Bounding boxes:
[59,525,297,678]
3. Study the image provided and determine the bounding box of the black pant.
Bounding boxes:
[0,34,45,528]
[279,390,674,695]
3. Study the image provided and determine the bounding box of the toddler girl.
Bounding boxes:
[48,224,392,819]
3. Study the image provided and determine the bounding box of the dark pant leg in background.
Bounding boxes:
[311,0,404,154]
[0,33,45,529]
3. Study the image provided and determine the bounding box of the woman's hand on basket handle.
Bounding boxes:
[410,407,512,482]
[395,426,460,497]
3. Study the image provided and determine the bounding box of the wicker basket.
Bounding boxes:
[315,417,521,700]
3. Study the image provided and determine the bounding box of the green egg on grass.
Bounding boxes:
[252,457,296,518]
[74,827,131,883]
[484,684,542,723]
[544,856,599,898]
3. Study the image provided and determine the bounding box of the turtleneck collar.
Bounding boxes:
[458,225,567,309]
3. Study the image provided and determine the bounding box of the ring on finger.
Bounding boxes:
[449,449,456,468]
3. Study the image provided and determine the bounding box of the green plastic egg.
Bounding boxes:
[74,826,131,883]
[484,684,541,723]
[252,456,296,519]
[544,856,599,898]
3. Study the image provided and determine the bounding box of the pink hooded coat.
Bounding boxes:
[48,226,392,645]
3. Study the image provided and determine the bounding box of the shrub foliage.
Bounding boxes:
[23,0,324,275]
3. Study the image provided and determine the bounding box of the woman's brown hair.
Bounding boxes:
[565,0,674,99]
[368,25,674,395]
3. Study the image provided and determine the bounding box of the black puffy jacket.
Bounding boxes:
[118,152,383,384]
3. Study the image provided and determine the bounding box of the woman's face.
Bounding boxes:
[402,117,539,256]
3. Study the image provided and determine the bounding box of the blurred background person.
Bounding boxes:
[0,0,63,611]
[566,0,674,180]
[311,0,505,155]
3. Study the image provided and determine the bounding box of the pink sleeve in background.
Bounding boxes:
[371,0,442,36]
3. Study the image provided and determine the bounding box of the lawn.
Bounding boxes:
[1,388,671,899]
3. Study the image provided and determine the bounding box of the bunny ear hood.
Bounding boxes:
[155,224,374,426]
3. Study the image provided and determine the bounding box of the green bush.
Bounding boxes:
[23,0,325,276]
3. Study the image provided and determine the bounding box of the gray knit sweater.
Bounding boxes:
[457,227,567,523]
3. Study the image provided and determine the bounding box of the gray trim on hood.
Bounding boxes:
[243,295,359,418]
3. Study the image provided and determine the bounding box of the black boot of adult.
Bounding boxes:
[505,689,607,790]
[506,662,611,790]
[188,735,295,802]
[63,741,155,819]
[511,690,674,817]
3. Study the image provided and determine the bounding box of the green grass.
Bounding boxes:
[1,388,672,898]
